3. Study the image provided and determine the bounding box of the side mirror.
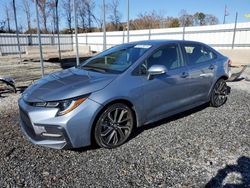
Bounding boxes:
[147,65,167,80]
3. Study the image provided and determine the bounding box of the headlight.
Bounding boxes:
[57,98,86,116]
[30,97,87,116]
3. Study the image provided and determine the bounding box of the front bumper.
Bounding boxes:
[18,97,102,149]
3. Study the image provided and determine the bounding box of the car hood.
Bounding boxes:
[23,68,117,102]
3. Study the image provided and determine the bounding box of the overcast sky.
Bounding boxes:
[0,0,249,31]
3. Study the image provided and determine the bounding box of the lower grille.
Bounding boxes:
[19,106,71,148]
[19,108,37,139]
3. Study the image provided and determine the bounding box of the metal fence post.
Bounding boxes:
[27,35,32,45]
[148,29,151,40]
[30,34,33,46]
[127,0,130,43]
[35,0,44,77]
[122,27,125,44]
[85,33,88,45]
[27,35,29,46]
[103,0,107,50]
[13,0,22,62]
[73,0,79,66]
[70,33,73,51]
[51,36,54,45]
[232,12,238,49]
[182,26,185,40]
[55,0,61,60]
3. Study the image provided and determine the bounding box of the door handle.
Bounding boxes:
[181,72,189,78]
[200,73,213,77]
[209,64,215,70]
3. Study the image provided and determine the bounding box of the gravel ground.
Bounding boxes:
[0,68,250,187]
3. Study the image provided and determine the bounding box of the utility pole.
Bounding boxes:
[73,0,79,66]
[103,0,106,51]
[232,12,238,49]
[13,0,22,63]
[223,5,229,24]
[127,0,130,43]
[35,0,44,77]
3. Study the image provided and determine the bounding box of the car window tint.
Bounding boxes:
[147,45,183,70]
[183,44,216,65]
[81,44,151,74]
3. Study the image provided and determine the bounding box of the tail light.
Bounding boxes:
[228,59,232,67]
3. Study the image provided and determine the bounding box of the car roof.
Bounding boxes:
[125,40,220,55]
[127,39,202,46]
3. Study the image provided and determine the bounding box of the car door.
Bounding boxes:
[181,43,216,102]
[140,43,190,123]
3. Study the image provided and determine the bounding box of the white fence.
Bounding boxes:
[76,22,250,52]
[0,33,73,55]
[0,22,250,55]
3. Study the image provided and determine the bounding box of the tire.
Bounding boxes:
[94,103,134,149]
[210,79,228,107]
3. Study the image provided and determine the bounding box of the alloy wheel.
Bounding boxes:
[95,104,133,148]
[211,79,228,107]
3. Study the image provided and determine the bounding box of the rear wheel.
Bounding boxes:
[94,103,134,149]
[210,79,228,107]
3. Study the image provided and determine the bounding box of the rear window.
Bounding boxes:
[183,44,216,65]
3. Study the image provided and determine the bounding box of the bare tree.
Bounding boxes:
[193,12,206,26]
[22,0,32,32]
[165,17,180,28]
[0,20,6,32]
[179,10,193,27]
[62,0,73,33]
[48,1,57,33]
[205,14,219,25]
[75,0,96,32]
[94,17,103,32]
[108,0,122,30]
[36,0,50,33]
[85,0,95,30]
[77,0,87,30]
[92,3,109,32]
[131,11,164,30]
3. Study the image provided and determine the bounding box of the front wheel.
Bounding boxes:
[210,79,229,107]
[94,103,134,149]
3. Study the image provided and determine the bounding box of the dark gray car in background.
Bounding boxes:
[18,40,231,149]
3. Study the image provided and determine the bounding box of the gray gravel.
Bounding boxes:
[0,79,250,187]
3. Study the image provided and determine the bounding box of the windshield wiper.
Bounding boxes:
[81,66,106,73]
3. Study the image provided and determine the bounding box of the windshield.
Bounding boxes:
[80,44,152,74]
